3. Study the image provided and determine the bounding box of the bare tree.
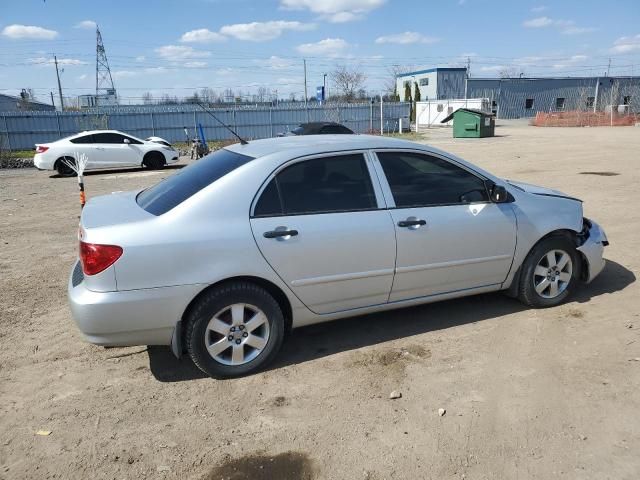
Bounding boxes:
[331,65,366,102]
[141,92,154,105]
[198,88,217,104]
[384,65,414,100]
[499,67,525,79]
[256,86,269,103]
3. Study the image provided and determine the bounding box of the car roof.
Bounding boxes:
[225,134,428,158]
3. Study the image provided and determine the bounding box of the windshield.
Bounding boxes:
[137,148,254,215]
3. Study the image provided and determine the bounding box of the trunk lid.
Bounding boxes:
[81,190,154,229]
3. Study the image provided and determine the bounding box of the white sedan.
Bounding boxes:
[34,130,179,176]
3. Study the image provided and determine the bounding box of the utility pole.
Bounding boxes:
[303,59,309,122]
[464,56,471,101]
[380,93,384,135]
[54,55,64,111]
[323,73,327,101]
[50,91,55,107]
[606,58,611,77]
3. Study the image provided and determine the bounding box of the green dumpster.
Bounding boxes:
[440,108,495,138]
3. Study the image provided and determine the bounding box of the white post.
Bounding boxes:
[399,118,403,134]
[380,94,384,135]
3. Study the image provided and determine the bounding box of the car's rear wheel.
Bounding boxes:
[185,282,285,378]
[143,152,165,170]
[518,235,579,308]
[55,156,76,177]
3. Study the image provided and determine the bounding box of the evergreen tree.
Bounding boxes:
[412,82,421,123]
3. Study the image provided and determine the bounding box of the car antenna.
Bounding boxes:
[195,101,248,145]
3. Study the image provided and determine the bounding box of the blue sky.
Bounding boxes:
[1,0,639,104]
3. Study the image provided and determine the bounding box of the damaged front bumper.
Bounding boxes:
[577,218,608,283]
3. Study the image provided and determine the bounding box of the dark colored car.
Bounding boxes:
[279,122,354,136]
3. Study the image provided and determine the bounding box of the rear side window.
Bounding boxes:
[377,151,489,207]
[137,149,254,215]
[93,133,125,144]
[70,134,95,144]
[253,154,376,216]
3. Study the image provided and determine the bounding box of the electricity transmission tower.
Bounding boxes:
[95,26,116,106]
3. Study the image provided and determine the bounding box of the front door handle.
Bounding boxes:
[397,218,427,228]
[263,229,299,239]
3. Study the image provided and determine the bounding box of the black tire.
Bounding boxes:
[185,282,285,378]
[517,235,580,308]
[55,156,76,177]
[143,152,165,170]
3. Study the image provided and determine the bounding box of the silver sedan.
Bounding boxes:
[68,135,608,378]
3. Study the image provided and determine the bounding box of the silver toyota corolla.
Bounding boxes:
[68,135,608,378]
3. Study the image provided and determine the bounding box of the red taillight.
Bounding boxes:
[79,241,123,276]
[35,145,49,154]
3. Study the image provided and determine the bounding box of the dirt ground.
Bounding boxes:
[1,122,639,479]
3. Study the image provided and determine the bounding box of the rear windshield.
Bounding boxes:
[136,148,254,215]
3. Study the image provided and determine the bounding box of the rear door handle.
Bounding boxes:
[263,229,298,239]
[397,219,427,228]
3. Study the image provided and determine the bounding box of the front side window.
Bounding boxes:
[377,151,489,207]
[137,148,254,215]
[525,98,534,109]
[419,78,429,86]
[253,154,376,216]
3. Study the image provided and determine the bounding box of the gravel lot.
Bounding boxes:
[1,122,639,479]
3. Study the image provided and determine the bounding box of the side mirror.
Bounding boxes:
[123,138,130,144]
[490,184,509,203]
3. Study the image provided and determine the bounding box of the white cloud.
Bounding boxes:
[531,5,547,12]
[215,68,235,75]
[135,55,146,62]
[296,38,349,57]
[1,24,58,40]
[184,61,208,68]
[523,16,554,28]
[112,70,137,79]
[479,65,506,72]
[375,31,439,45]
[220,21,314,41]
[523,17,595,35]
[610,34,640,54]
[255,55,295,70]
[155,45,211,61]
[74,20,96,30]
[280,0,385,23]
[28,57,87,66]
[77,74,88,81]
[561,25,596,35]
[180,28,226,43]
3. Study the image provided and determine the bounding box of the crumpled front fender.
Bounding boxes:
[577,219,608,283]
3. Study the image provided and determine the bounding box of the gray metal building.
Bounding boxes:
[396,68,640,119]
[0,93,56,113]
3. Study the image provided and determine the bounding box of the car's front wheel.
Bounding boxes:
[185,282,285,378]
[142,152,165,170]
[518,235,579,308]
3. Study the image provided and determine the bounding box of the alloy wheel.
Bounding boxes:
[533,249,573,299]
[204,303,270,366]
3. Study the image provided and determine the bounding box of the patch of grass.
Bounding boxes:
[384,131,427,141]
[6,150,34,159]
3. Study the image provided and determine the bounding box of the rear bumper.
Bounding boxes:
[34,153,54,170]
[68,261,203,347]
[577,219,608,283]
